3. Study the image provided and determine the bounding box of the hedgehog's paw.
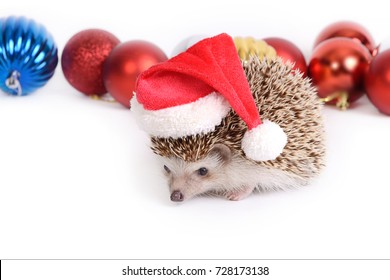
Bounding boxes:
[225,186,255,201]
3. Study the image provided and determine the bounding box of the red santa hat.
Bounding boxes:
[131,33,287,161]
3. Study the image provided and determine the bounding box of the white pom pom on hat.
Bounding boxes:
[242,120,287,161]
[131,33,287,161]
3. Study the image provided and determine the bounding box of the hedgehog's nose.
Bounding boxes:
[170,191,184,202]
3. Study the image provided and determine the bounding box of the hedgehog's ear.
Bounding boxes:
[209,144,232,164]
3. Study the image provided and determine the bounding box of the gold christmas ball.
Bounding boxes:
[234,37,277,62]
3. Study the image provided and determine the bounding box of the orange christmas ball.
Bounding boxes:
[103,41,168,108]
[61,29,120,96]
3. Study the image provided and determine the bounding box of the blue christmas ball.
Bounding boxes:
[0,16,58,96]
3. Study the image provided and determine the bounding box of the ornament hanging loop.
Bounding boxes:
[90,93,117,103]
[5,71,22,96]
[319,91,349,110]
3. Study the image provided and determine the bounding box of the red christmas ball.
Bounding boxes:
[61,29,120,96]
[263,37,307,76]
[308,37,371,109]
[365,50,390,115]
[103,41,167,108]
[313,21,377,57]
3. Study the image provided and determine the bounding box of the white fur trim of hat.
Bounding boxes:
[131,92,231,138]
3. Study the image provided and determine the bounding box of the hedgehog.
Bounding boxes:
[136,57,324,202]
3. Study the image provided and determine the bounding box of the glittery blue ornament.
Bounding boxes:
[0,16,58,96]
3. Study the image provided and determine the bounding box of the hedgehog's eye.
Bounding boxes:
[197,167,208,176]
[164,165,171,173]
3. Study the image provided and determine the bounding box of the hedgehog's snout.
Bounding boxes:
[170,190,184,202]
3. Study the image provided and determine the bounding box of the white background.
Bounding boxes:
[1,0,390,278]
